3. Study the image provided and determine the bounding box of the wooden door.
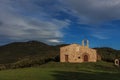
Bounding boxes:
[84,55,88,62]
[65,55,68,62]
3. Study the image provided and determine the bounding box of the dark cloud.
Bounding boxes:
[0,21,3,26]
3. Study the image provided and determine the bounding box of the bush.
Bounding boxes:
[95,47,120,62]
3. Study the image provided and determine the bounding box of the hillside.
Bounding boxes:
[0,61,119,80]
[0,41,60,64]
[95,47,120,62]
[0,41,120,69]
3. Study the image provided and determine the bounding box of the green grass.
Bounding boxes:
[0,61,120,80]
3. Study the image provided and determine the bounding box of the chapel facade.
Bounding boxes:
[60,40,97,63]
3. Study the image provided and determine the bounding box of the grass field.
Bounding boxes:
[0,61,120,80]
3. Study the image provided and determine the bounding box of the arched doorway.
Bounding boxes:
[84,55,88,62]
[114,59,119,66]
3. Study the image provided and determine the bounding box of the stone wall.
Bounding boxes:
[60,44,97,63]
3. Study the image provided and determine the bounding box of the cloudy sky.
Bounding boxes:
[0,0,120,49]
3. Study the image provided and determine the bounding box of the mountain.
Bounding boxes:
[0,41,61,64]
[0,41,120,67]
[95,47,120,62]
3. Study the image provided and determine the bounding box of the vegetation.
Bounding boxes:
[95,47,120,62]
[0,41,60,64]
[0,41,120,80]
[0,41,120,70]
[0,41,62,70]
[0,61,120,80]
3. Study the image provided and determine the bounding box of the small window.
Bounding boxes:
[78,57,80,59]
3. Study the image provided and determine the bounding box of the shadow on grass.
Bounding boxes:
[52,70,120,80]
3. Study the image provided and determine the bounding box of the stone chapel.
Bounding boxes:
[60,40,97,63]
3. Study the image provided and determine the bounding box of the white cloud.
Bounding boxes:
[1,0,119,44]
[61,0,120,39]
[63,0,120,24]
[91,34,109,39]
[0,0,70,44]
[48,39,62,43]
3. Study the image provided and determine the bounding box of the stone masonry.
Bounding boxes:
[60,40,97,63]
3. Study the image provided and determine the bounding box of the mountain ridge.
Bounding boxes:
[0,41,119,64]
[0,41,62,64]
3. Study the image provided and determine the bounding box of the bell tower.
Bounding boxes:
[82,40,89,48]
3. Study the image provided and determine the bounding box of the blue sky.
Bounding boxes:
[0,0,120,49]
